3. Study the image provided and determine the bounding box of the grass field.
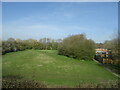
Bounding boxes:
[2,50,118,88]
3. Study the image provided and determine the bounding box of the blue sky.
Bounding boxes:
[2,2,118,43]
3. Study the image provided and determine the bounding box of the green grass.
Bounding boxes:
[2,50,118,87]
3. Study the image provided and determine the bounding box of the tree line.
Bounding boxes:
[2,34,96,60]
[2,33,119,62]
[2,38,62,55]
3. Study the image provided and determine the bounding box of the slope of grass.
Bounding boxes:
[2,50,118,87]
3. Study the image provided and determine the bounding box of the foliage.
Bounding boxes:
[95,43,103,49]
[58,34,95,60]
[103,36,120,66]
[2,78,118,88]
[2,78,47,88]
[2,38,61,55]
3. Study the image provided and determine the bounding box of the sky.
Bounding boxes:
[2,2,118,43]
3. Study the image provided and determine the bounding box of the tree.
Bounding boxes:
[7,37,15,42]
[103,34,120,66]
[58,34,95,60]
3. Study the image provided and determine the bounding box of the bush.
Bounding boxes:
[2,78,47,88]
[58,34,95,60]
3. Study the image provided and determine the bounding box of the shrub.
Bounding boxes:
[58,34,95,60]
